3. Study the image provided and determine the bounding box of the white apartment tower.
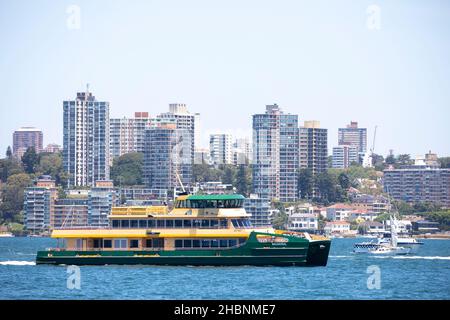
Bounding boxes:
[63,89,110,187]
[209,133,233,165]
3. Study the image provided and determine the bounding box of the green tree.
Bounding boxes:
[0,157,24,182]
[385,154,396,166]
[236,165,251,196]
[0,173,33,223]
[315,171,336,204]
[221,165,236,185]
[271,201,287,229]
[6,146,12,159]
[193,164,222,183]
[397,154,412,166]
[110,152,144,186]
[338,172,351,190]
[21,147,39,174]
[298,168,313,199]
[438,157,450,168]
[372,154,385,171]
[35,152,68,187]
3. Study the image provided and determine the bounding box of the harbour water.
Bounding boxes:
[0,237,449,300]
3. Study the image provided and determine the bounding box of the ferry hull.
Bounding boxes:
[36,240,330,267]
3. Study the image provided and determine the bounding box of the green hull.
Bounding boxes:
[36,232,331,267]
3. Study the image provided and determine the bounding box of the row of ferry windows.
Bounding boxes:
[175,238,246,249]
[88,238,164,249]
[175,199,244,209]
[111,219,228,229]
[81,238,244,250]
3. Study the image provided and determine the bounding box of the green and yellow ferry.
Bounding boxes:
[36,194,331,266]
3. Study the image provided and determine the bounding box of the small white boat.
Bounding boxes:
[370,245,410,255]
[0,232,14,238]
[353,209,410,255]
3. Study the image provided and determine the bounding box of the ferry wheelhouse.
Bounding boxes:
[36,194,331,266]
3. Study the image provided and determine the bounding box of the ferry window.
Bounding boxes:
[195,200,205,208]
[112,220,120,228]
[220,240,228,247]
[239,238,246,244]
[211,239,219,248]
[153,238,163,248]
[121,220,129,228]
[166,220,174,228]
[228,239,237,247]
[175,240,183,248]
[103,239,112,248]
[210,219,218,228]
[76,239,83,249]
[185,200,191,208]
[217,200,224,208]
[148,220,155,228]
[130,240,139,248]
[201,240,210,248]
[130,220,138,228]
[145,239,152,248]
[192,219,202,228]
[175,220,183,228]
[192,240,200,248]
[139,220,147,228]
[184,220,192,228]
[114,239,127,249]
[220,220,228,228]
[201,219,210,228]
[183,240,192,248]
[93,239,102,248]
[231,219,238,228]
[157,220,165,228]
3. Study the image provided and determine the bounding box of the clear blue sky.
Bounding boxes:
[1,0,449,157]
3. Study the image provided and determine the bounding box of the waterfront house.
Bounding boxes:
[326,204,355,221]
[324,221,351,234]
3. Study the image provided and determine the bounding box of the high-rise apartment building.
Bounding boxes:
[194,148,212,165]
[157,104,197,166]
[252,104,299,202]
[144,120,192,195]
[383,165,450,208]
[109,112,151,163]
[233,137,253,165]
[332,144,359,168]
[24,176,58,235]
[209,133,233,165]
[299,121,328,175]
[13,127,43,158]
[338,121,367,155]
[244,194,271,227]
[88,180,118,228]
[63,89,110,187]
[44,144,62,154]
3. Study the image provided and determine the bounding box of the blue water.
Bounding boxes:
[0,237,449,299]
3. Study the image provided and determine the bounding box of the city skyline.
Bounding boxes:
[1,1,450,158]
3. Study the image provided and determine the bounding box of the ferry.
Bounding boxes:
[36,194,331,266]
